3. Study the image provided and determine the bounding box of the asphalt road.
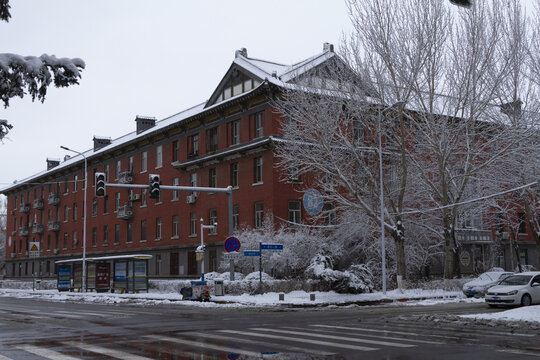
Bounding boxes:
[0,297,538,359]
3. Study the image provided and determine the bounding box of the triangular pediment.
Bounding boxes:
[205,63,263,108]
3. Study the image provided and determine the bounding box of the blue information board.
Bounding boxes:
[57,265,71,291]
[261,244,284,250]
[244,250,261,257]
[303,189,323,215]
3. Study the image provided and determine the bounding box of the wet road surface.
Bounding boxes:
[0,297,539,359]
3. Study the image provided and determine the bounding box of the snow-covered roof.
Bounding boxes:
[1,44,339,194]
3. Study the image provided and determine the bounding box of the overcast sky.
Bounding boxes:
[0,0,351,187]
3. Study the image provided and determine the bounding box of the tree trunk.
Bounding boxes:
[391,220,407,280]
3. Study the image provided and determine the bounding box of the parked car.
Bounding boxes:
[462,271,514,298]
[485,271,540,307]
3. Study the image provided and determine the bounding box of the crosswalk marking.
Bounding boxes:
[14,344,80,360]
[219,329,378,351]
[145,334,262,357]
[250,327,416,348]
[312,324,461,340]
[62,341,153,360]
[190,331,336,356]
[305,325,443,344]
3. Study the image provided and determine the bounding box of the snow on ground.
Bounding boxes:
[460,305,540,323]
[1,280,537,324]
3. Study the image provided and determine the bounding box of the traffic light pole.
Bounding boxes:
[104,182,235,279]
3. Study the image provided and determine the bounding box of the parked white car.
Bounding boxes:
[462,271,514,298]
[485,271,540,307]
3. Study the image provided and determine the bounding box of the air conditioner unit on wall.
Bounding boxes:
[186,194,197,204]
[129,194,141,201]
[53,249,59,255]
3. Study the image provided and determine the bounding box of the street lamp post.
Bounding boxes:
[198,218,217,282]
[60,146,87,292]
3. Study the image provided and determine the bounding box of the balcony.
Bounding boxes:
[47,220,60,232]
[33,198,44,210]
[19,203,30,213]
[19,226,29,237]
[32,223,44,234]
[117,205,134,220]
[118,171,134,184]
[48,193,60,206]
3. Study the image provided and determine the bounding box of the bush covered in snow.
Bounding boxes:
[305,253,374,294]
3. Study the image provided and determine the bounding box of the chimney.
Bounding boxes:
[271,71,277,78]
[93,136,112,152]
[46,158,60,170]
[135,115,157,134]
[323,42,334,53]
[63,155,71,162]
[235,48,248,58]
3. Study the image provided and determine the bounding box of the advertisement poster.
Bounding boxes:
[134,260,148,291]
[114,261,127,289]
[95,263,110,290]
[87,262,96,290]
[57,265,71,291]
[73,263,82,289]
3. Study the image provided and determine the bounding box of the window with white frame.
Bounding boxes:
[190,213,197,236]
[232,205,239,232]
[209,209,217,234]
[115,192,120,212]
[231,120,239,145]
[230,162,239,188]
[253,156,263,184]
[288,201,301,224]
[116,160,121,179]
[254,112,263,138]
[254,201,264,229]
[141,151,148,172]
[172,215,179,238]
[172,178,179,201]
[156,217,162,240]
[156,145,163,168]
[103,225,108,246]
[209,168,217,188]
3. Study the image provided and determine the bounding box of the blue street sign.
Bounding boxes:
[261,244,284,250]
[244,250,261,257]
[224,236,241,253]
[303,189,323,215]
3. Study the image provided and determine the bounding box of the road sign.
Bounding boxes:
[244,250,261,257]
[224,236,241,253]
[303,189,323,215]
[223,252,241,260]
[29,242,40,258]
[261,244,283,250]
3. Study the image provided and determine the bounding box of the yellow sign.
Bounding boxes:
[30,244,39,251]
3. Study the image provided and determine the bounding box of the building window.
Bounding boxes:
[156,217,162,240]
[253,156,263,184]
[254,112,263,138]
[231,120,239,145]
[47,235,50,250]
[141,189,147,207]
[233,205,239,232]
[190,213,197,236]
[92,198,97,217]
[74,175,78,192]
[64,178,69,194]
[288,201,302,224]
[155,254,161,276]
[209,168,217,188]
[115,192,120,212]
[64,205,69,222]
[209,209,217,234]
[128,156,133,172]
[156,145,163,168]
[72,232,77,249]
[188,134,198,156]
[141,220,146,242]
[103,225,108,246]
[114,224,120,245]
[127,222,133,243]
[92,227,97,247]
[63,232,68,249]
[116,160,121,180]
[207,127,218,152]
[172,178,179,201]
[520,249,528,265]
[230,162,239,188]
[141,151,148,173]
[172,215,179,238]
[172,140,179,162]
[324,203,337,226]
[105,164,110,181]
[254,202,264,229]
[104,195,109,214]
[518,212,527,234]
[72,203,77,221]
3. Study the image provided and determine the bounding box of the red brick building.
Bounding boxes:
[1,44,338,279]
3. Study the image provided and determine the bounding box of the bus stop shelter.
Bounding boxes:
[55,254,152,293]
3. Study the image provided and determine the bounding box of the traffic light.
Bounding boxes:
[149,174,161,199]
[95,172,106,197]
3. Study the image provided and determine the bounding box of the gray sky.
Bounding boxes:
[0,0,351,187]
